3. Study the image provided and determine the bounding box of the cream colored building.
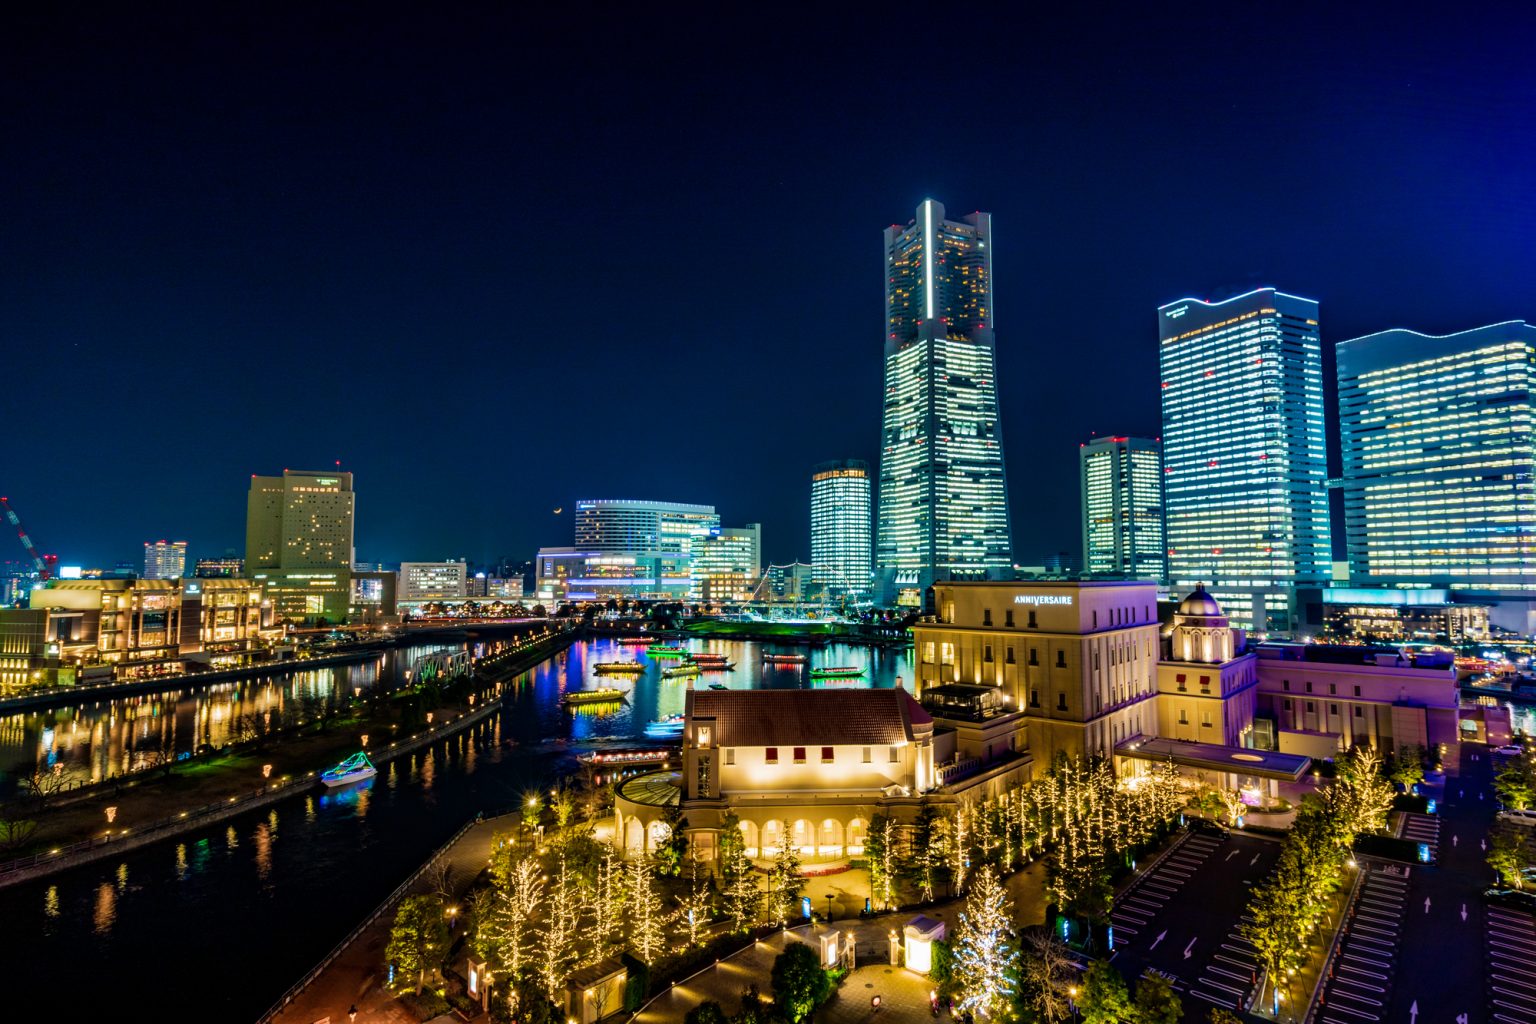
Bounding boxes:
[1155,585,1259,747]
[178,578,269,656]
[246,469,355,621]
[916,579,1162,761]
[30,579,184,665]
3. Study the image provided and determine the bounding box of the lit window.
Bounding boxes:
[793,747,806,764]
[821,747,834,763]
[765,747,778,764]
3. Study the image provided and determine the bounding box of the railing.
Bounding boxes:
[254,814,480,1024]
[936,756,982,785]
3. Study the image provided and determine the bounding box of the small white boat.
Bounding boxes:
[644,714,685,737]
[320,751,378,787]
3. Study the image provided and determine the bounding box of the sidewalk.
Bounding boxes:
[268,812,515,1024]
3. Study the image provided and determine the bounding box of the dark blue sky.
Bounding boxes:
[5,4,1534,571]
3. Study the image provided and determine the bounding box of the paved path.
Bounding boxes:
[269,813,514,1024]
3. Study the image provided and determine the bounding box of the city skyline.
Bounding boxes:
[7,9,1533,571]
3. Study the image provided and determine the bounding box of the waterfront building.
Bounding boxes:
[537,498,720,602]
[1252,642,1460,757]
[912,580,1311,802]
[349,570,398,623]
[0,607,65,691]
[399,560,468,602]
[1158,288,1332,631]
[690,524,761,604]
[177,578,268,658]
[29,578,184,668]
[143,540,187,579]
[245,469,355,622]
[485,577,523,600]
[193,557,244,578]
[877,200,1012,605]
[811,459,872,599]
[1079,436,1165,581]
[1294,586,1490,642]
[1337,321,1536,596]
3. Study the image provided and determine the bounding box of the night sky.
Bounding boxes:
[6,5,1534,572]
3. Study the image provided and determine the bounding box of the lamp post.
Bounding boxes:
[825,894,835,922]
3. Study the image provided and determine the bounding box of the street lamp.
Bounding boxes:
[825,894,834,921]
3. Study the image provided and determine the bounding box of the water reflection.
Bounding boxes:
[0,641,470,793]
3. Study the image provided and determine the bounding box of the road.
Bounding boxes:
[1318,742,1504,1024]
[1109,828,1282,1016]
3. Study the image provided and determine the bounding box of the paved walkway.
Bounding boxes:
[269,813,515,1024]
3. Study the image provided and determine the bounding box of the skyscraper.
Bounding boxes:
[877,200,1012,605]
[245,469,355,621]
[1079,436,1165,581]
[811,459,872,599]
[1337,320,1536,591]
[536,498,720,602]
[1158,288,1331,631]
[142,540,187,579]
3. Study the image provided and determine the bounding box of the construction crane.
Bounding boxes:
[1,496,53,580]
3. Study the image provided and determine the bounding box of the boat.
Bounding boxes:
[691,651,729,662]
[593,661,647,676]
[616,636,656,645]
[696,661,735,672]
[645,714,686,736]
[763,653,807,664]
[708,682,729,690]
[577,747,674,767]
[564,688,628,706]
[648,645,689,658]
[662,663,702,679]
[320,751,378,787]
[809,666,865,680]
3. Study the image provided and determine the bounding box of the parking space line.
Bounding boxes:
[1493,1013,1536,1024]
[1339,965,1388,981]
[1189,989,1242,1009]
[1489,957,1536,981]
[1490,930,1536,948]
[1494,985,1536,1003]
[1319,1001,1379,1020]
[1494,939,1536,955]
[1342,954,1392,969]
[1328,988,1384,1007]
[1495,971,1536,990]
[1199,978,1245,998]
[1333,977,1387,993]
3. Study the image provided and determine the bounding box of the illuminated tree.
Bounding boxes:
[771,941,832,1022]
[865,814,898,908]
[626,852,671,963]
[953,865,1020,1018]
[589,842,627,959]
[538,851,580,1001]
[675,857,713,947]
[1330,747,1394,836]
[1219,789,1247,827]
[480,839,546,995]
[1496,756,1536,812]
[766,819,804,923]
[1489,828,1533,889]
[1133,972,1183,1024]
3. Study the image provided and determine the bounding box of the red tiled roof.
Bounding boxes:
[685,688,932,747]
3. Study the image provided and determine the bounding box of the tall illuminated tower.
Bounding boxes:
[142,540,187,579]
[877,199,1012,605]
[1338,321,1536,590]
[1079,436,1165,581]
[1158,288,1331,631]
[811,460,872,599]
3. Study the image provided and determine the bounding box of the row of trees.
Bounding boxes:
[1240,747,1395,1012]
[864,755,1186,923]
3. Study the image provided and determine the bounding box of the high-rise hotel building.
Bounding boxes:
[536,498,720,602]
[142,540,187,580]
[877,200,1012,605]
[1158,288,1331,631]
[1079,436,1165,582]
[245,469,355,621]
[1338,321,1536,592]
[811,459,872,599]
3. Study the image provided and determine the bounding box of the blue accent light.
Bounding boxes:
[801,896,812,920]
[1418,842,1431,863]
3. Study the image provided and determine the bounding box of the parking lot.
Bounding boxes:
[1486,904,1536,1024]
[1109,827,1280,1016]
[1316,862,1409,1024]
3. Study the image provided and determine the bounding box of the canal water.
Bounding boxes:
[0,636,910,1023]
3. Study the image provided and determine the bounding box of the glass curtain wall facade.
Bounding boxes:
[811,460,872,599]
[142,541,187,579]
[877,199,1012,602]
[1337,321,1536,590]
[1080,436,1165,581]
[1158,288,1331,630]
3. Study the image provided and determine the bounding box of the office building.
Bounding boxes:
[1337,321,1536,593]
[537,499,720,602]
[690,524,761,604]
[143,540,187,579]
[1079,436,1165,581]
[29,579,184,668]
[194,557,244,578]
[177,578,268,658]
[399,561,469,602]
[245,469,355,622]
[811,460,872,599]
[1158,288,1331,631]
[877,200,1012,605]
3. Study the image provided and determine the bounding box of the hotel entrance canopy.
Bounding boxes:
[1114,736,1312,783]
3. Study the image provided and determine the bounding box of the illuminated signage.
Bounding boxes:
[1164,306,1188,319]
[316,477,338,485]
[1013,594,1073,605]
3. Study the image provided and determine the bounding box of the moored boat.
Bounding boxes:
[645,713,685,736]
[662,663,702,678]
[615,636,657,645]
[577,747,675,767]
[593,661,646,675]
[695,661,735,672]
[808,666,865,680]
[763,652,807,664]
[648,645,689,658]
[320,751,378,787]
[564,687,628,706]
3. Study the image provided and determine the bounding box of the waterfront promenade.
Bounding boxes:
[266,811,513,1024]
